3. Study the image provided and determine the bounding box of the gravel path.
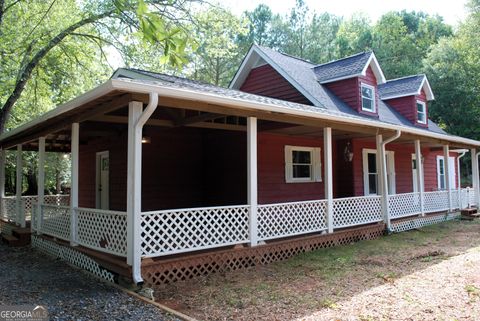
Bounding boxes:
[0,243,179,321]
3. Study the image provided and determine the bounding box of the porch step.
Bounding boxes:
[1,234,22,247]
[11,227,32,246]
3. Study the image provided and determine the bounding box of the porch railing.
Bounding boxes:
[28,188,477,260]
[140,205,250,257]
[0,194,69,223]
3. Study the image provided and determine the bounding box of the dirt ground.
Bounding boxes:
[154,219,480,321]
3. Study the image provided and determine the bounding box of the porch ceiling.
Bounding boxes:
[0,78,478,151]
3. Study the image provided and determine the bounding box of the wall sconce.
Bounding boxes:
[344,142,354,162]
[141,136,151,144]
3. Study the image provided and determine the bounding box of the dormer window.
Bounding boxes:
[361,83,376,112]
[416,101,426,124]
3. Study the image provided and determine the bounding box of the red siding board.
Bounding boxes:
[240,64,312,105]
[384,89,428,128]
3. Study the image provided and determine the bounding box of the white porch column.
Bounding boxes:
[376,134,388,227]
[16,145,24,227]
[70,123,79,246]
[443,145,452,212]
[0,149,5,218]
[471,148,479,206]
[324,127,333,233]
[37,137,46,233]
[414,140,425,216]
[126,101,142,266]
[247,116,258,246]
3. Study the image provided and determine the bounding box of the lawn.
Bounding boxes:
[154,219,480,321]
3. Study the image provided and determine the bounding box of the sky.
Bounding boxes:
[220,0,468,26]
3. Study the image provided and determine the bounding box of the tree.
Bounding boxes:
[336,13,372,58]
[0,0,198,133]
[241,4,272,47]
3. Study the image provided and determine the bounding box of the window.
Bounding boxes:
[362,149,396,195]
[361,83,376,112]
[437,156,456,190]
[416,101,426,124]
[285,146,321,183]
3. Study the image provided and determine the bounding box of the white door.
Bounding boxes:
[436,156,456,190]
[96,151,109,210]
[363,149,395,195]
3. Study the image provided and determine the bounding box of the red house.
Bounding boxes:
[0,45,479,286]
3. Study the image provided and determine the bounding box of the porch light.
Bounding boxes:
[344,142,354,162]
[141,136,151,144]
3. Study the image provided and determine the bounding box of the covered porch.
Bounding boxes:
[1,78,479,285]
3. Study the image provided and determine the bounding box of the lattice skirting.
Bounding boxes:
[390,212,461,233]
[31,235,115,283]
[0,219,17,236]
[142,223,386,286]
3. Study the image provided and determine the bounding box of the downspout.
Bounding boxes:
[132,92,158,284]
[381,130,401,232]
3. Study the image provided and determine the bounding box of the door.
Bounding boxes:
[96,151,109,210]
[363,149,395,195]
[412,155,418,192]
[436,156,456,190]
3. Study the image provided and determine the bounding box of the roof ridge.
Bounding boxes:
[123,68,220,88]
[255,45,315,65]
[312,51,372,69]
[383,74,425,83]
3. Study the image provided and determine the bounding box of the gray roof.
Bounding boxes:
[378,75,425,100]
[113,46,446,135]
[313,51,372,83]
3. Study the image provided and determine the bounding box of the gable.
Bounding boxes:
[239,64,313,105]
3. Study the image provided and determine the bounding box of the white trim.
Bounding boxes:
[361,52,387,84]
[1,77,480,149]
[416,100,427,124]
[247,117,258,246]
[229,45,322,106]
[95,151,109,210]
[360,83,376,113]
[362,148,395,195]
[284,145,322,183]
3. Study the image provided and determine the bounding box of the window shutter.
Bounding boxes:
[284,146,292,182]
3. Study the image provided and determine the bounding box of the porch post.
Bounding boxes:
[247,116,258,246]
[70,123,79,246]
[471,148,479,206]
[324,127,333,233]
[16,144,24,227]
[37,137,46,233]
[0,149,5,218]
[443,145,452,212]
[414,140,425,216]
[126,101,142,266]
[376,134,388,226]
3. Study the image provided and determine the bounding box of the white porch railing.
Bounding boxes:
[424,190,450,213]
[140,205,250,257]
[76,208,127,257]
[257,200,327,241]
[0,197,17,221]
[389,192,421,219]
[40,204,71,241]
[333,195,383,228]
[0,194,69,222]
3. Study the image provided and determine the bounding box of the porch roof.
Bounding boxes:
[0,77,479,149]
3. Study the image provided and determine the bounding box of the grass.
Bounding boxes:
[157,219,480,321]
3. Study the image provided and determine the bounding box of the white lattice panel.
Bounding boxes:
[391,213,460,233]
[257,200,327,241]
[141,205,250,257]
[21,196,37,220]
[468,188,476,206]
[45,195,70,206]
[31,235,115,282]
[389,192,421,218]
[0,197,17,221]
[333,195,383,228]
[41,205,70,241]
[424,191,449,213]
[77,208,127,257]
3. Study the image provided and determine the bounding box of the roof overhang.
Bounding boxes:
[319,52,387,85]
[0,78,477,149]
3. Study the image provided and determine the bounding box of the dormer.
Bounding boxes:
[378,75,434,128]
[313,52,386,117]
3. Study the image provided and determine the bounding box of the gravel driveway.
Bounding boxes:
[0,243,179,321]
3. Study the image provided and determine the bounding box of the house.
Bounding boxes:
[0,45,479,286]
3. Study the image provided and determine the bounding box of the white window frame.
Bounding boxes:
[285,145,322,183]
[436,156,456,190]
[360,83,376,113]
[416,100,427,124]
[362,148,395,195]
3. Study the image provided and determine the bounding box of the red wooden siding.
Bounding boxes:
[239,64,312,105]
[383,89,428,128]
[257,133,333,204]
[325,66,379,117]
